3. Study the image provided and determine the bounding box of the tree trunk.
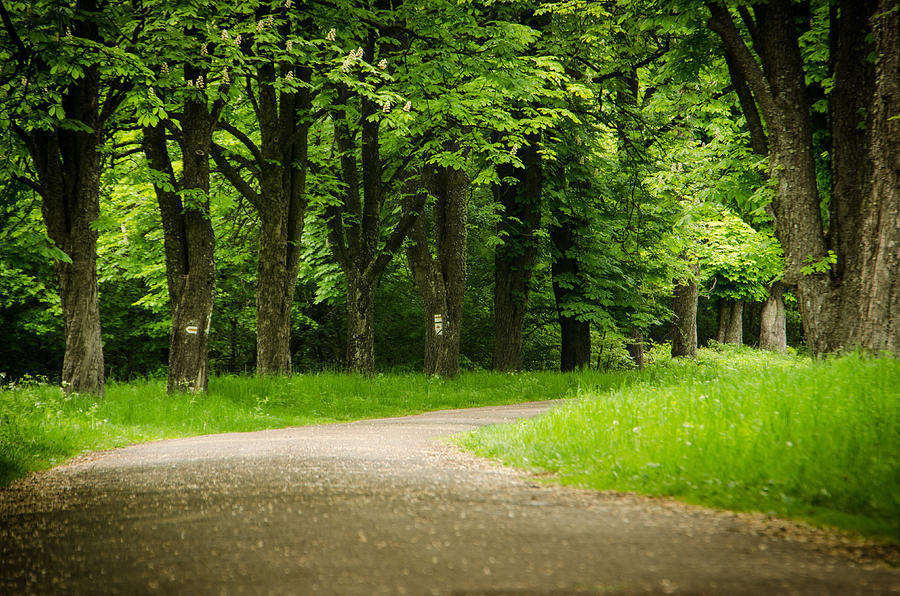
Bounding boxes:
[709,2,834,354]
[851,0,900,352]
[759,282,787,352]
[717,299,744,346]
[142,77,217,393]
[27,72,105,396]
[550,223,590,372]
[671,262,699,358]
[345,271,377,375]
[492,140,542,372]
[626,329,644,370]
[211,62,311,376]
[406,163,468,378]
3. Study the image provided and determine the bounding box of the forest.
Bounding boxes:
[1,0,898,396]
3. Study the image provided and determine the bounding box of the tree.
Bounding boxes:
[707,0,900,354]
[139,10,224,392]
[0,0,147,395]
[697,212,783,346]
[210,2,314,375]
[405,159,469,377]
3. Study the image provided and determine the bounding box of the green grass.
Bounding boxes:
[458,348,900,542]
[5,350,898,542]
[0,368,637,486]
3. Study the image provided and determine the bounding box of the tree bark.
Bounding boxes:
[326,84,427,375]
[626,329,645,370]
[717,299,744,346]
[851,0,900,352]
[493,140,542,372]
[406,162,469,378]
[25,70,106,396]
[709,1,834,354]
[211,59,311,375]
[550,223,590,372]
[671,261,699,358]
[759,282,787,352]
[142,72,218,393]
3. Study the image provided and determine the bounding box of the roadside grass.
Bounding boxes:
[458,348,900,542]
[0,367,636,486]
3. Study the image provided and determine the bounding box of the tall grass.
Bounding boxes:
[458,349,900,541]
[0,368,637,486]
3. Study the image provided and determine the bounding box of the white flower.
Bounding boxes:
[285,0,291,8]
[196,75,205,89]
[161,62,170,74]
[222,67,230,84]
[382,101,391,113]
[286,70,294,82]
[257,20,265,32]
[403,101,411,112]
[233,34,242,46]
[201,43,208,56]
[65,27,72,37]
[510,144,519,157]
[378,58,387,69]
[221,29,230,41]
[326,28,336,41]
[286,39,293,52]
[355,47,364,58]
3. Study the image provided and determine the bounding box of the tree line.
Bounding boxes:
[1,0,897,396]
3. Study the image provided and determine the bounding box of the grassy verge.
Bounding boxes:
[458,348,900,542]
[0,367,637,486]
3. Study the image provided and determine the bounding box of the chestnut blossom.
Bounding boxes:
[510,144,519,157]
[378,59,387,69]
[382,101,391,113]
[403,101,411,112]
[326,28,336,41]
[222,67,230,84]
[286,39,293,52]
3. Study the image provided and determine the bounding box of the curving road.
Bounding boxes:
[1,401,898,595]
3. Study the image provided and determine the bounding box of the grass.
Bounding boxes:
[3,349,898,542]
[457,347,900,542]
[0,367,637,486]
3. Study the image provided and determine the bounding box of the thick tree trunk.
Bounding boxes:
[550,224,590,372]
[851,0,900,352]
[28,73,105,396]
[345,271,377,375]
[709,2,834,354]
[406,163,468,378]
[253,66,309,375]
[493,140,542,372]
[717,299,744,346]
[142,82,217,393]
[759,282,787,352]
[671,262,699,358]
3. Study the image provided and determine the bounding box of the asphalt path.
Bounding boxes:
[1,401,898,595]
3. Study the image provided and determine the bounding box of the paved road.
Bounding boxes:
[1,401,898,595]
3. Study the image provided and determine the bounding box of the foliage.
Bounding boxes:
[459,349,900,542]
[696,212,783,302]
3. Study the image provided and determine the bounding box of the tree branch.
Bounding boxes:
[707,3,776,121]
[210,142,263,210]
